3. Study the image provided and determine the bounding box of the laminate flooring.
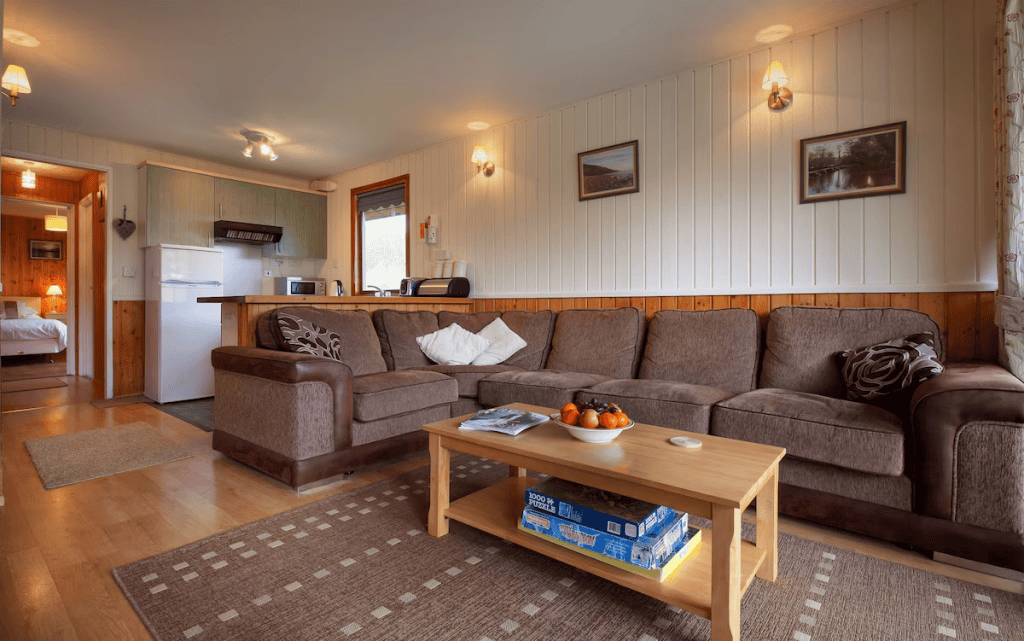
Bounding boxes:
[0,395,1020,641]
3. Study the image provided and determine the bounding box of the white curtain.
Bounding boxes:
[995,0,1024,381]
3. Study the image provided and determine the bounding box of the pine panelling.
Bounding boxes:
[469,291,997,361]
[1,171,80,204]
[328,0,994,300]
[0,215,68,305]
[113,301,144,396]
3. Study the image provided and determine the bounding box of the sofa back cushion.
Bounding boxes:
[545,307,645,379]
[263,307,387,377]
[760,306,944,398]
[372,309,440,370]
[639,309,760,394]
[438,310,556,370]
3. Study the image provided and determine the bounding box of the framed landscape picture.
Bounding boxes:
[800,121,906,204]
[29,239,63,260]
[578,140,639,201]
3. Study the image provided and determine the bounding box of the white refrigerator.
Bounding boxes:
[144,244,224,403]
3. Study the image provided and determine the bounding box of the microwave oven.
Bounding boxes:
[274,277,326,296]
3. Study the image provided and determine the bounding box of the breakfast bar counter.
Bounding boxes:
[199,295,475,347]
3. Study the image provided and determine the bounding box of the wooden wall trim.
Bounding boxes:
[113,301,144,397]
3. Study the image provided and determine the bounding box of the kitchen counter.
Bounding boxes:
[198,295,472,305]
[203,295,475,347]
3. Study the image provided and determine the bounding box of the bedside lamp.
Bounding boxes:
[45,285,63,313]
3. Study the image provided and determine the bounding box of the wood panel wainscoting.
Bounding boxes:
[472,292,999,363]
[109,292,996,399]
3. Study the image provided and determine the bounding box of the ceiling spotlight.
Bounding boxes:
[21,167,35,189]
[3,29,40,47]
[466,121,490,131]
[241,130,279,161]
[755,24,794,44]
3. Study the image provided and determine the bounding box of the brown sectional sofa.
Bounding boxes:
[211,304,1024,571]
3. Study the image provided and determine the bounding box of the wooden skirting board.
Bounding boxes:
[110,292,998,399]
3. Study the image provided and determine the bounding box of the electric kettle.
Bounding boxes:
[333,280,344,296]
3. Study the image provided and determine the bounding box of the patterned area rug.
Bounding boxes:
[113,456,1024,641]
[25,422,193,489]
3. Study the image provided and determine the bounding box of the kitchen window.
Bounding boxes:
[351,175,409,295]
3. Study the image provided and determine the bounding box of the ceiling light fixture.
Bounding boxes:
[21,167,36,189]
[755,24,794,44]
[466,121,490,131]
[1,64,31,106]
[45,206,68,232]
[241,131,278,161]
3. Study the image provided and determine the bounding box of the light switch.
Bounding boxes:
[123,266,136,277]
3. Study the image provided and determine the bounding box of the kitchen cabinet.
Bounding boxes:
[139,165,215,247]
[214,178,276,226]
[268,188,327,259]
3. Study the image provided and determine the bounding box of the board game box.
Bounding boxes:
[525,477,673,539]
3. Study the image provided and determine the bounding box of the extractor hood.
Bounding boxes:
[213,220,283,245]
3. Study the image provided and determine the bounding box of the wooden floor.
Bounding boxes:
[1,384,1021,641]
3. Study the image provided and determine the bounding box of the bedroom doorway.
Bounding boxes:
[0,156,105,399]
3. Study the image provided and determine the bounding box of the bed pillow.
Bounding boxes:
[836,332,944,401]
[472,318,528,366]
[416,323,491,365]
[0,301,27,320]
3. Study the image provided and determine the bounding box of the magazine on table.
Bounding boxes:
[459,407,551,435]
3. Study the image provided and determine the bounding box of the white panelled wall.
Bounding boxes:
[329,0,997,297]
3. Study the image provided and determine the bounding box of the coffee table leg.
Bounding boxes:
[711,503,741,641]
[428,433,450,537]
[508,465,527,478]
[756,463,779,581]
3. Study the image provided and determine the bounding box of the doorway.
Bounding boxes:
[0,156,105,397]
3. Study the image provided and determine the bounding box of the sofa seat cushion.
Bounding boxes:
[416,364,524,398]
[576,379,735,435]
[351,370,458,422]
[711,388,905,476]
[478,370,611,410]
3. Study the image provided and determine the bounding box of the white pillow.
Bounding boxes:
[416,323,491,365]
[472,318,528,366]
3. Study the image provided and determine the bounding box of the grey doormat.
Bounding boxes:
[150,397,215,432]
[1,377,67,393]
[25,422,193,489]
[112,455,1024,641]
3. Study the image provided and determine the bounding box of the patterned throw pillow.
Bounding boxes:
[275,311,343,361]
[836,332,944,401]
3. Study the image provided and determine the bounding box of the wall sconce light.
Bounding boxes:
[21,167,35,189]
[1,64,30,106]
[471,146,494,176]
[242,131,278,161]
[762,61,792,110]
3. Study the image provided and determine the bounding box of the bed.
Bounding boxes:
[1,296,69,357]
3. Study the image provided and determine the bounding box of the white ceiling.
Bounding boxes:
[2,0,897,180]
[2,196,72,219]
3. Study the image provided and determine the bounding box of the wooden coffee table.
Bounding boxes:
[425,403,785,641]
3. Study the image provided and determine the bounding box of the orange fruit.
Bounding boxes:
[616,412,631,427]
[561,408,580,426]
[599,412,619,429]
[561,402,579,414]
[580,409,600,429]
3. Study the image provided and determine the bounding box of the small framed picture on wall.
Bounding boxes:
[578,140,640,201]
[799,121,907,204]
[29,239,64,260]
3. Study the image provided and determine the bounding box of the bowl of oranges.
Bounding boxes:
[552,399,633,444]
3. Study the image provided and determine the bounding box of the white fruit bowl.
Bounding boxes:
[549,413,633,444]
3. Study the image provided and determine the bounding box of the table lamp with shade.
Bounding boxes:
[45,285,63,313]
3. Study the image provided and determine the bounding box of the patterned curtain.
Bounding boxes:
[995,0,1024,381]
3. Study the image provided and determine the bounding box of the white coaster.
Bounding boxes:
[670,436,702,449]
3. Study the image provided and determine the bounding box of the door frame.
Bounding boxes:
[3,151,114,398]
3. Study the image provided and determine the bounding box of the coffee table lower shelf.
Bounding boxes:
[445,476,766,620]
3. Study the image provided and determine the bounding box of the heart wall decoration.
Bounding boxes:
[114,205,136,240]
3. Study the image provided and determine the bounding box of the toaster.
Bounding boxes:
[415,277,471,298]
[399,277,429,296]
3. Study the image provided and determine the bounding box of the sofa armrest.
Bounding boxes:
[212,346,355,449]
[910,361,1024,520]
